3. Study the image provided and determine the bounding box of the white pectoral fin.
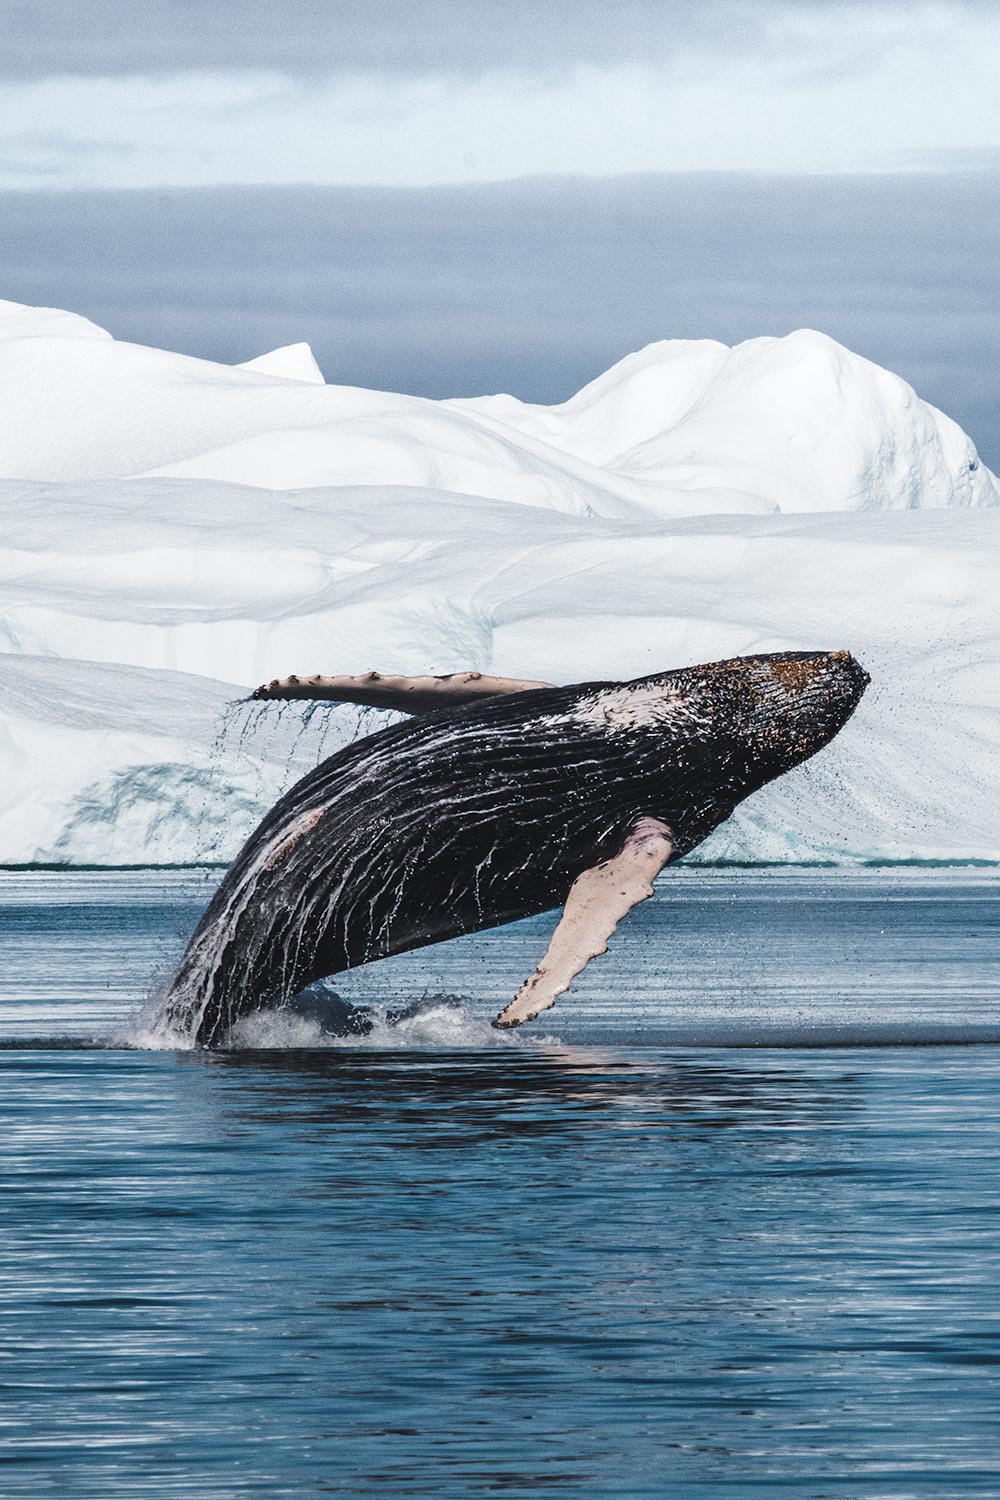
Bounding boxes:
[494,817,673,1029]
[250,670,553,714]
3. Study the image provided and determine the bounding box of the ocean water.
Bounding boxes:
[2,867,999,1498]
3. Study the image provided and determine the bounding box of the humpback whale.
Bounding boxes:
[158,651,868,1046]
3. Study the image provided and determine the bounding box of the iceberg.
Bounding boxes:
[0,296,996,865]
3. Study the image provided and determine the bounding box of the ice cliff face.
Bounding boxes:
[0,295,997,864]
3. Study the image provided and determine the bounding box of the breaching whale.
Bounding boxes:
[157,651,869,1045]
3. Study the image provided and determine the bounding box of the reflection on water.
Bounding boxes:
[202,1045,858,1143]
[1,868,999,1497]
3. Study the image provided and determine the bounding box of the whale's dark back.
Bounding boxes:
[160,653,869,1045]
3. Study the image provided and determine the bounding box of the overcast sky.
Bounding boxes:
[3,1,1000,185]
[1,1,997,459]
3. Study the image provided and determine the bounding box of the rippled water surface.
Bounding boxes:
[2,868,999,1497]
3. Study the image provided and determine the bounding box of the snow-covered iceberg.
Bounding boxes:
[0,296,997,865]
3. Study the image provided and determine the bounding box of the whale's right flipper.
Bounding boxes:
[250,670,553,714]
[494,816,673,1029]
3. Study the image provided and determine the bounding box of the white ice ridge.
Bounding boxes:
[0,295,998,865]
[0,296,995,517]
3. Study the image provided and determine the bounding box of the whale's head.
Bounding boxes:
[638,649,870,798]
[563,650,868,831]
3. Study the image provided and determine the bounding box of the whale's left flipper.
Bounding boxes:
[494,817,673,1029]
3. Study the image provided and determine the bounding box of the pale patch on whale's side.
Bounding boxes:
[541,684,713,738]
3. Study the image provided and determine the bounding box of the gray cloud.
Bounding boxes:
[2,171,997,467]
[1,0,991,81]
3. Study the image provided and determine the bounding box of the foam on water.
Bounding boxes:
[226,998,537,1051]
[125,943,560,1049]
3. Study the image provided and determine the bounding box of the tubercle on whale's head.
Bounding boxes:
[624,649,870,796]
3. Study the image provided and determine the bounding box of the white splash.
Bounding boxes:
[221,999,544,1051]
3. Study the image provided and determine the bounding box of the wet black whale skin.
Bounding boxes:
[162,652,869,1045]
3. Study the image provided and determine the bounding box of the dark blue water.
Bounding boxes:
[2,869,999,1498]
